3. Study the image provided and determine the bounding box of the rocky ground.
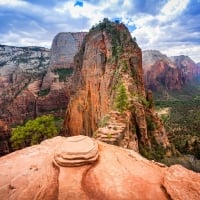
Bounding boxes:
[0,135,199,200]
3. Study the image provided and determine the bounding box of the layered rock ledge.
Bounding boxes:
[54,135,99,167]
[0,136,200,200]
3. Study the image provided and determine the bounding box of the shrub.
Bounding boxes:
[146,116,157,131]
[38,88,50,96]
[11,115,58,150]
[139,142,165,161]
[98,115,110,127]
[54,68,73,82]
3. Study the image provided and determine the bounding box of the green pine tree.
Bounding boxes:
[115,83,128,113]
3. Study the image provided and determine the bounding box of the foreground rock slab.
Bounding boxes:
[0,136,200,200]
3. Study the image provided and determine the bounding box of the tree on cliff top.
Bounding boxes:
[11,115,58,150]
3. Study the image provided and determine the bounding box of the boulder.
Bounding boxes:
[54,135,99,167]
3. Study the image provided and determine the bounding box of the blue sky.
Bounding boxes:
[0,0,199,62]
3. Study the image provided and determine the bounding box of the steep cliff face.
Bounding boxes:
[143,50,200,91]
[0,120,11,156]
[41,32,87,90]
[0,136,200,200]
[0,45,51,124]
[63,20,170,154]
[0,32,87,125]
[170,55,200,80]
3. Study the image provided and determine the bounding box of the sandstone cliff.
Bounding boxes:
[143,50,200,91]
[41,32,87,90]
[170,55,200,80]
[0,136,199,200]
[0,34,86,155]
[0,32,87,126]
[0,45,50,124]
[0,120,11,156]
[63,20,170,155]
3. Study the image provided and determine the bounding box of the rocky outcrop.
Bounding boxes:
[0,45,50,124]
[143,50,200,91]
[143,50,183,91]
[0,120,11,156]
[41,32,87,90]
[170,55,200,80]
[0,32,87,125]
[54,135,99,167]
[0,136,200,200]
[63,20,170,153]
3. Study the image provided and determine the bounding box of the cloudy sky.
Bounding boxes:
[0,0,199,62]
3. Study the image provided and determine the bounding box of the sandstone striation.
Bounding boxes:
[63,20,170,153]
[54,135,99,167]
[0,136,200,200]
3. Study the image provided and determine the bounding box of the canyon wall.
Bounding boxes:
[0,120,11,156]
[143,50,200,91]
[0,33,86,154]
[63,20,170,153]
[0,45,50,124]
[0,32,87,125]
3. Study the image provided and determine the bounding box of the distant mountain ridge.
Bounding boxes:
[142,50,200,91]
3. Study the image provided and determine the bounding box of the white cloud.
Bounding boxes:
[0,0,27,7]
[130,0,200,62]
[161,0,190,16]
[0,30,51,47]
[0,0,199,62]
[158,0,190,22]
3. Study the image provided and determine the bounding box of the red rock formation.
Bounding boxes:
[0,32,87,126]
[0,120,11,155]
[63,21,170,153]
[143,50,200,91]
[0,136,199,200]
[171,55,200,80]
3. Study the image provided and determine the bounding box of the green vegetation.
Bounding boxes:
[146,115,157,131]
[139,96,150,108]
[107,133,112,139]
[54,68,73,82]
[121,60,128,72]
[98,115,110,127]
[38,88,50,96]
[139,143,166,161]
[154,81,200,160]
[93,130,98,138]
[10,115,59,150]
[115,83,129,113]
[89,18,133,63]
[155,99,200,159]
